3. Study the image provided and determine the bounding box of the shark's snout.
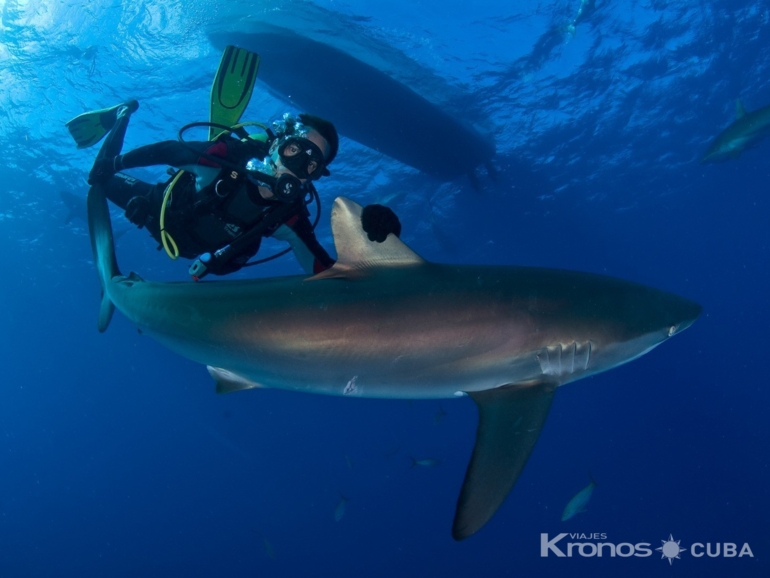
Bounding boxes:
[669,297,702,336]
[700,149,725,164]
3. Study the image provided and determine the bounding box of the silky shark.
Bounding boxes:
[88,186,700,540]
[701,99,770,163]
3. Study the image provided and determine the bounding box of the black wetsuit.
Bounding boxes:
[94,113,334,276]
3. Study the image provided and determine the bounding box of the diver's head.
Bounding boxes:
[298,113,338,173]
[246,113,338,202]
[268,113,338,181]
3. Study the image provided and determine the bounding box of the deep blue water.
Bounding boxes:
[1,0,769,576]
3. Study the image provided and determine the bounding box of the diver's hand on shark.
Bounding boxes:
[361,204,401,242]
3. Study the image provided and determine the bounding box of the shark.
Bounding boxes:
[561,473,598,521]
[87,185,701,540]
[701,99,770,163]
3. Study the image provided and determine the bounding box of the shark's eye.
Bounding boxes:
[668,325,678,337]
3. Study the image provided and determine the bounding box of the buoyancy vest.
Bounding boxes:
[155,168,285,259]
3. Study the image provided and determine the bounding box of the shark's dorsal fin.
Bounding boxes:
[453,380,556,540]
[308,197,424,281]
[735,99,747,119]
[207,366,264,394]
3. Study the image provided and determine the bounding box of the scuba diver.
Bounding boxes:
[66,46,401,279]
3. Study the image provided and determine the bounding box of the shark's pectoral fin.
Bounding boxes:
[453,381,556,541]
[207,366,264,394]
[307,197,425,281]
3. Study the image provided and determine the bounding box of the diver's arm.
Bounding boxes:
[272,205,399,274]
[207,238,262,276]
[118,140,226,171]
[271,211,335,274]
[88,139,238,186]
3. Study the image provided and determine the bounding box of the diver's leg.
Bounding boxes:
[102,173,158,232]
[102,173,149,210]
[95,100,138,161]
[88,100,138,184]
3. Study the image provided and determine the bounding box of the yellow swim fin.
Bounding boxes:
[209,45,260,140]
[65,101,138,149]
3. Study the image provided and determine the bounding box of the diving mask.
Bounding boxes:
[269,136,325,180]
[269,113,327,180]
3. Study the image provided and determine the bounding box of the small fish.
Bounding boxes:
[410,457,442,468]
[701,99,770,163]
[262,537,275,560]
[373,189,407,206]
[561,473,598,521]
[433,404,447,425]
[334,495,349,522]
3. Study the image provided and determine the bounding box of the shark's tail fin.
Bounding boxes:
[59,190,85,225]
[87,185,121,332]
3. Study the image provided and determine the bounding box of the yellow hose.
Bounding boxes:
[211,121,269,142]
[159,121,269,260]
[160,171,183,259]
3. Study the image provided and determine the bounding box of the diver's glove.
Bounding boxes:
[125,195,151,229]
[88,155,124,185]
[361,204,401,243]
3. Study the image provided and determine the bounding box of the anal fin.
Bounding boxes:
[207,366,264,394]
[453,381,556,540]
